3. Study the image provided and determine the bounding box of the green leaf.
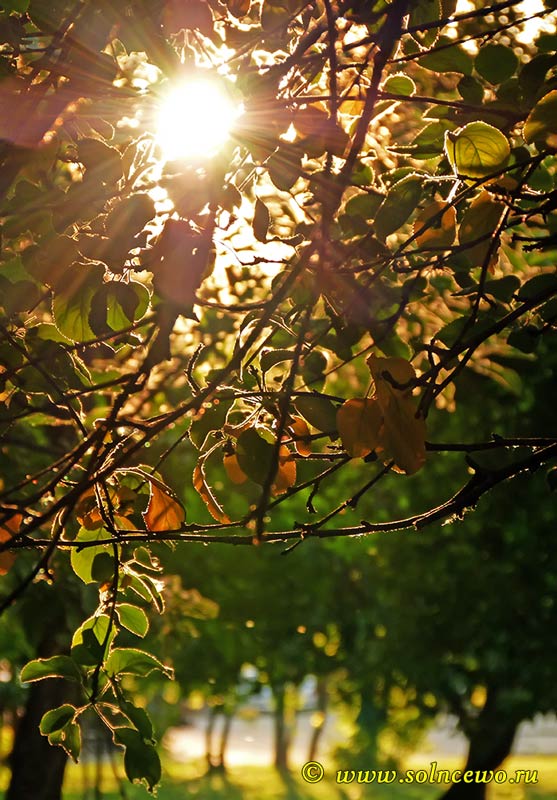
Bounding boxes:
[524,90,557,146]
[445,122,510,179]
[52,263,106,342]
[483,275,520,303]
[517,273,557,301]
[49,720,81,762]
[294,394,338,434]
[0,0,30,12]
[40,704,76,735]
[507,326,539,354]
[117,604,149,638]
[236,427,275,485]
[120,700,154,740]
[114,728,161,792]
[547,467,557,492]
[71,614,114,666]
[383,74,416,96]
[105,648,174,679]
[267,146,302,191]
[89,281,150,336]
[77,138,123,185]
[21,655,81,683]
[458,75,484,105]
[374,175,423,239]
[475,44,518,84]
[104,194,155,241]
[71,527,112,584]
[253,198,270,242]
[418,36,473,75]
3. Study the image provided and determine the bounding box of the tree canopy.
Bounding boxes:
[1,0,557,792]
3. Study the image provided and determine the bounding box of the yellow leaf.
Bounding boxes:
[143,482,185,532]
[376,386,426,475]
[193,464,230,523]
[223,453,248,485]
[367,354,416,391]
[271,446,296,495]
[336,398,383,458]
[0,513,21,576]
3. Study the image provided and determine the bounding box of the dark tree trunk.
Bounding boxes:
[307,679,327,763]
[205,706,217,770]
[6,676,70,800]
[216,712,233,771]
[440,696,519,800]
[273,684,290,773]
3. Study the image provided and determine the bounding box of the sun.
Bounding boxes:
[155,77,241,161]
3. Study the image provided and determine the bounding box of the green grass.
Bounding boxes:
[58,756,557,800]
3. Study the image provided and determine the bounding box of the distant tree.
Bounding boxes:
[1,0,557,794]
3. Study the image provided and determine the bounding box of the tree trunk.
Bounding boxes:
[307,679,328,763]
[273,684,290,773]
[6,677,70,800]
[440,698,519,800]
[216,711,233,771]
[205,706,217,770]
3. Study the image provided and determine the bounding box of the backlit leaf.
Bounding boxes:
[272,445,296,495]
[524,90,557,146]
[374,175,423,239]
[223,453,248,485]
[193,463,230,523]
[105,648,173,679]
[0,512,21,575]
[117,604,149,638]
[143,482,185,532]
[445,122,510,179]
[414,201,456,248]
[337,398,383,458]
[114,728,161,792]
[21,655,81,683]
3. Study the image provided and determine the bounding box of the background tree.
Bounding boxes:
[0,0,556,794]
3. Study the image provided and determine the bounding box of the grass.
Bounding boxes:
[56,755,557,800]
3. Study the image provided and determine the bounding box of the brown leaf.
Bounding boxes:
[227,0,251,18]
[271,446,296,495]
[0,513,22,576]
[163,0,214,35]
[193,464,230,523]
[143,482,185,532]
[414,200,456,248]
[336,398,383,458]
[289,416,312,457]
[223,453,248,485]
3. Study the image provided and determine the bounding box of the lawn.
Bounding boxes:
[55,756,557,800]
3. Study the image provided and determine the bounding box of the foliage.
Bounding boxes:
[0,0,557,790]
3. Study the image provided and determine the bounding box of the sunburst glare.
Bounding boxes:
[155,77,241,161]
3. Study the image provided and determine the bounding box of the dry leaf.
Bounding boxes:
[223,453,248,485]
[367,354,416,390]
[0,513,22,575]
[414,200,456,248]
[193,464,230,523]
[289,416,312,457]
[143,482,185,532]
[376,384,426,475]
[271,446,296,495]
[336,398,382,458]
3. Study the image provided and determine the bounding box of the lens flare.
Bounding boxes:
[155,78,241,161]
